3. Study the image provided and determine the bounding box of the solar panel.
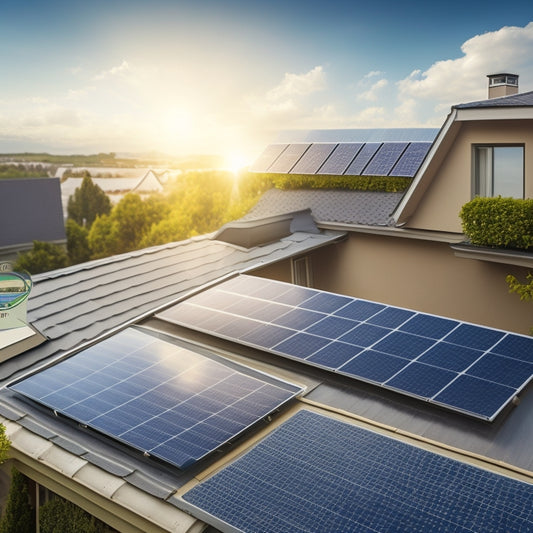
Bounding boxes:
[158,275,533,421]
[317,142,363,174]
[249,144,288,172]
[289,143,337,174]
[9,328,302,469]
[344,143,381,175]
[183,410,533,533]
[390,142,432,177]
[266,144,310,173]
[362,142,408,176]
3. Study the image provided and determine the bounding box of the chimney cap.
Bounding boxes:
[487,73,519,86]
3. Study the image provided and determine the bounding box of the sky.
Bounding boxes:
[1,0,533,166]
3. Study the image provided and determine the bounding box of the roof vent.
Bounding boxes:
[487,73,519,99]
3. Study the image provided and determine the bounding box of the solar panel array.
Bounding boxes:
[9,328,302,469]
[183,409,533,533]
[251,141,432,177]
[158,275,533,421]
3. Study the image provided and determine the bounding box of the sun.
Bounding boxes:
[224,152,249,174]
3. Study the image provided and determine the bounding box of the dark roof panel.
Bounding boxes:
[0,178,65,247]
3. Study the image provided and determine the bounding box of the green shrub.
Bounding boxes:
[0,469,35,533]
[460,197,533,250]
[39,498,108,533]
[250,172,411,193]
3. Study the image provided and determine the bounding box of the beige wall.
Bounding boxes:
[310,233,533,335]
[406,119,533,233]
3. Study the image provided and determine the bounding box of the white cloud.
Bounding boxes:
[357,78,389,101]
[93,60,131,81]
[363,70,385,79]
[265,66,326,102]
[398,22,533,110]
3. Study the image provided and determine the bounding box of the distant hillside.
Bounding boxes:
[0,152,225,170]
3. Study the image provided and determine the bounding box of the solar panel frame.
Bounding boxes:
[157,275,533,421]
[289,143,337,174]
[390,141,432,177]
[9,327,303,469]
[344,143,381,175]
[266,143,311,173]
[248,144,289,172]
[361,142,408,176]
[317,142,364,175]
[182,410,533,533]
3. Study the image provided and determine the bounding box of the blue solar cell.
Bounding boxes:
[239,323,295,348]
[267,143,311,173]
[491,333,533,363]
[249,144,288,172]
[339,323,390,347]
[290,143,337,174]
[271,285,316,306]
[334,299,384,321]
[434,375,516,420]
[318,143,363,175]
[339,350,409,383]
[304,315,359,339]
[272,332,331,359]
[307,341,363,369]
[299,291,353,313]
[344,143,381,175]
[372,331,434,359]
[400,314,459,339]
[385,362,458,398]
[418,342,483,372]
[367,307,415,328]
[362,142,408,176]
[10,328,302,469]
[466,353,533,389]
[444,323,505,351]
[185,410,533,533]
[390,142,432,177]
[273,307,326,330]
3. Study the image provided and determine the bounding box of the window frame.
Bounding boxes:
[472,144,524,198]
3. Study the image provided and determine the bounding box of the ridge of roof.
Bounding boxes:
[454,90,533,109]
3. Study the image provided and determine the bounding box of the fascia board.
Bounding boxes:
[455,107,533,121]
[390,109,459,226]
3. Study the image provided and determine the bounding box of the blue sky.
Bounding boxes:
[1,0,532,164]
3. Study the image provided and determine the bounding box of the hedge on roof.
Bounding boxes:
[460,196,533,251]
[249,172,412,193]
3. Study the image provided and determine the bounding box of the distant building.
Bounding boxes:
[60,170,165,215]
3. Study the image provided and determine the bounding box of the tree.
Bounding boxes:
[87,214,119,259]
[67,176,111,228]
[0,469,35,533]
[14,241,69,275]
[39,498,107,533]
[66,219,91,265]
[506,272,533,334]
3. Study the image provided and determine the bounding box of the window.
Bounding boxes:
[473,145,524,198]
[292,256,312,287]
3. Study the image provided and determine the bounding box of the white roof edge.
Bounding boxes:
[455,107,533,121]
[4,420,205,533]
[390,109,458,226]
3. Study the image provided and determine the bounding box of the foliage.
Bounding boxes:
[249,172,411,192]
[67,176,112,228]
[0,424,10,465]
[506,272,533,301]
[0,164,48,180]
[14,241,69,275]
[460,197,533,250]
[0,469,35,533]
[506,272,533,334]
[66,219,91,264]
[62,169,91,179]
[39,498,108,533]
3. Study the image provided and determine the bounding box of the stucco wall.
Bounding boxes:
[405,119,533,233]
[310,233,533,335]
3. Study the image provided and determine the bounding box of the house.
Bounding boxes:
[60,170,165,215]
[0,179,66,263]
[0,76,531,532]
